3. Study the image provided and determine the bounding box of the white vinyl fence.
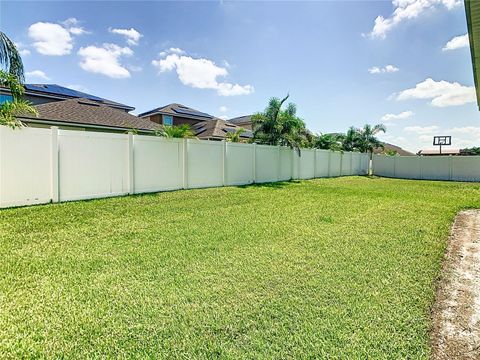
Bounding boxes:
[372,154,480,182]
[0,126,369,208]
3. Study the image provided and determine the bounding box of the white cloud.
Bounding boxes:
[404,125,439,134]
[381,110,413,121]
[219,115,229,120]
[14,42,30,56]
[25,70,50,81]
[28,22,73,55]
[28,18,88,56]
[109,28,142,46]
[448,126,480,137]
[368,64,399,74]
[78,43,133,78]
[152,52,254,96]
[369,0,462,39]
[442,34,469,51]
[396,78,476,107]
[219,106,228,112]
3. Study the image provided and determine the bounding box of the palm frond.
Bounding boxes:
[0,32,24,83]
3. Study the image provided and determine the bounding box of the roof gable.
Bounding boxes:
[19,98,159,131]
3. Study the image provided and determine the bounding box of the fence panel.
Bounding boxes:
[279,147,293,181]
[372,155,395,177]
[0,127,52,208]
[298,149,315,179]
[58,130,129,201]
[134,136,183,193]
[421,156,450,180]
[341,152,353,176]
[225,142,254,186]
[395,156,421,179]
[186,140,223,188]
[452,156,480,182]
[315,150,330,177]
[255,145,278,183]
[329,151,342,177]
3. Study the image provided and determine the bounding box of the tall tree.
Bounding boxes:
[251,94,310,152]
[356,123,386,157]
[0,31,24,82]
[313,133,343,151]
[338,127,361,152]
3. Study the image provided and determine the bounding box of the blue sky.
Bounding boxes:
[2,0,478,151]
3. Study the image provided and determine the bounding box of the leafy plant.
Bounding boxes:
[252,94,310,153]
[356,123,386,156]
[226,127,245,142]
[460,147,480,156]
[384,149,398,156]
[0,70,37,128]
[156,124,194,138]
[313,133,343,151]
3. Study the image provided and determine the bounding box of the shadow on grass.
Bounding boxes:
[237,180,301,189]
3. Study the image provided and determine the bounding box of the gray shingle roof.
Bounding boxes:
[138,103,214,120]
[19,98,160,131]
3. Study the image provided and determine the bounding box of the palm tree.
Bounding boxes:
[314,133,343,151]
[338,127,361,152]
[0,31,24,82]
[251,94,310,153]
[156,124,194,138]
[226,128,245,142]
[356,123,386,158]
[0,70,37,128]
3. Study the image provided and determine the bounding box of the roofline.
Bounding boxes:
[465,0,480,110]
[0,86,135,112]
[18,116,156,133]
[139,109,215,122]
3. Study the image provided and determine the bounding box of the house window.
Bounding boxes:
[0,94,13,104]
[162,115,173,126]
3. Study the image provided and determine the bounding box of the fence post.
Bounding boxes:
[419,156,423,180]
[313,149,317,178]
[183,138,188,189]
[393,155,397,178]
[51,126,59,203]
[223,141,227,186]
[252,143,256,183]
[339,152,343,177]
[127,133,134,194]
[277,145,281,181]
[327,151,332,177]
[449,155,453,181]
[350,152,353,175]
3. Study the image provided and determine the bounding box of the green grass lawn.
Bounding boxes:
[1,177,480,359]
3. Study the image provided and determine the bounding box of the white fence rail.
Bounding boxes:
[0,126,369,208]
[372,154,480,182]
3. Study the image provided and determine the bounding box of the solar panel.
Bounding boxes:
[173,107,213,119]
[223,128,253,138]
[25,84,105,101]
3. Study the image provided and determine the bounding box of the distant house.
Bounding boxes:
[228,115,254,130]
[417,149,461,156]
[0,83,134,112]
[374,142,415,156]
[138,103,215,127]
[192,119,253,141]
[140,103,253,141]
[17,98,159,133]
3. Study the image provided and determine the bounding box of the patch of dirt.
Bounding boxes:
[431,210,480,360]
